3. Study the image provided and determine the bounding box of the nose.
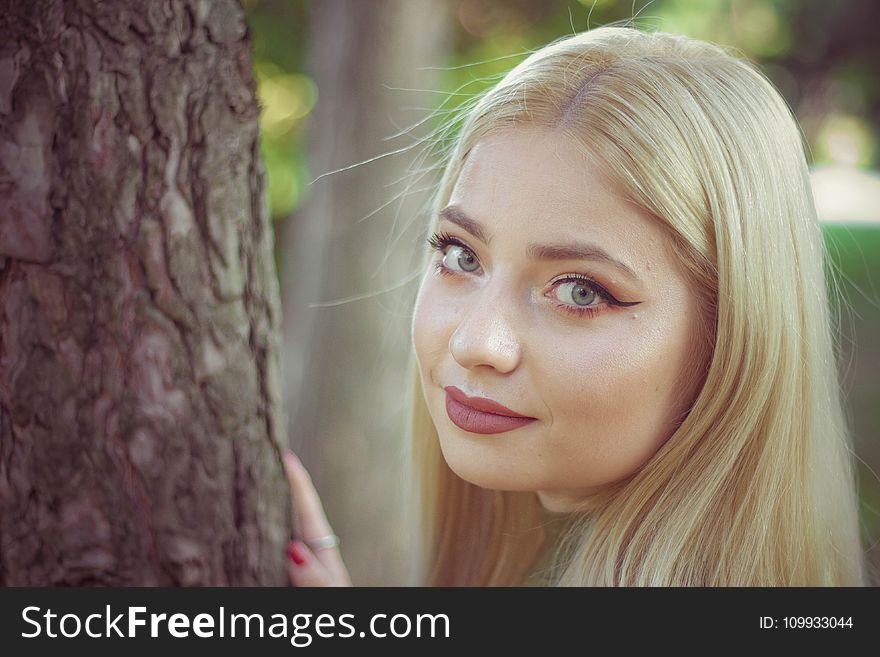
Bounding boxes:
[449,287,523,373]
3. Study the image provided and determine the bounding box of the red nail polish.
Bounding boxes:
[287,540,307,566]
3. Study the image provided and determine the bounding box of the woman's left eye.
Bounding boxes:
[547,277,616,318]
[553,279,601,308]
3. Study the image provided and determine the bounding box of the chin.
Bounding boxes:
[437,438,531,492]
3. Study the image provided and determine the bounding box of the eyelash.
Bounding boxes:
[426,231,638,319]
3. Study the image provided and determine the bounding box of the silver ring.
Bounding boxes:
[305,533,340,551]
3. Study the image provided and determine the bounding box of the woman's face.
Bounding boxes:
[411,128,707,512]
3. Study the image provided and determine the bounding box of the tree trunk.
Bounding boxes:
[282,0,450,585]
[0,0,289,585]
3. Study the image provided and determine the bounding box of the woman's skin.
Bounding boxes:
[413,128,706,512]
[285,128,706,585]
[283,450,352,587]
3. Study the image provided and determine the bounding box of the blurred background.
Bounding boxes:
[243,0,880,585]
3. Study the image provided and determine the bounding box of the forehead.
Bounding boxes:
[448,129,674,270]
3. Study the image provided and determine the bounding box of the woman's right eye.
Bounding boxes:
[427,232,481,275]
[442,245,480,273]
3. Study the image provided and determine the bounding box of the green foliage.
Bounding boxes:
[246,0,312,221]
[824,225,880,537]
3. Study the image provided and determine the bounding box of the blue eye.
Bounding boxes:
[427,231,481,274]
[547,272,641,318]
[547,276,612,319]
[444,245,479,273]
[555,280,599,307]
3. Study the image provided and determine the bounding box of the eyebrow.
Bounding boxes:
[437,205,642,284]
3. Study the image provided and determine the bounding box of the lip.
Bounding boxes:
[443,386,536,435]
[444,386,532,417]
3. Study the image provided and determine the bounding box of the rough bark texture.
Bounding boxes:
[282,0,449,585]
[0,0,290,585]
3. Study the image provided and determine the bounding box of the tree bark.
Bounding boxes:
[0,0,289,585]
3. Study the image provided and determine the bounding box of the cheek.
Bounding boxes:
[411,277,453,372]
[541,312,693,459]
[539,332,636,428]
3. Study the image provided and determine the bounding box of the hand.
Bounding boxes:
[282,449,353,587]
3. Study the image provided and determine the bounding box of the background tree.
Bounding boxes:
[280,0,450,586]
[0,0,290,585]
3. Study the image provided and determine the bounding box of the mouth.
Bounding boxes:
[443,386,536,435]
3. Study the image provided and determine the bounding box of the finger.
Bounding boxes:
[282,450,334,541]
[286,540,333,587]
[282,451,349,578]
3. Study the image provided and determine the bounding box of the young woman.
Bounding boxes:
[283,26,867,587]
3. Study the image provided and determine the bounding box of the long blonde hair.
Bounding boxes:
[407,26,866,586]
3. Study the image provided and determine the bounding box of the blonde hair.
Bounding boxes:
[407,26,866,586]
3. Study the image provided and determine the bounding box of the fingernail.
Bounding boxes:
[287,540,307,566]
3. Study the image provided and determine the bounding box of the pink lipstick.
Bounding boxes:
[444,386,536,434]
